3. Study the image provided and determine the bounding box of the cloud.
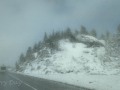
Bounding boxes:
[0,0,120,66]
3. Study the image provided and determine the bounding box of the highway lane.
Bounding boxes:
[0,71,93,90]
[0,72,34,90]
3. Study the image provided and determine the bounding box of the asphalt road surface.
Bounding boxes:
[0,71,93,90]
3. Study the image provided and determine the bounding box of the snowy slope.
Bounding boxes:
[17,35,120,90]
[22,35,106,75]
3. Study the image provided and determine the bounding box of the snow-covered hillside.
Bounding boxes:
[22,35,106,75]
[18,34,120,75]
[17,35,120,90]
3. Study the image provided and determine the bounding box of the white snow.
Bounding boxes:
[24,39,105,74]
[18,72,120,90]
[76,35,105,46]
[18,35,120,90]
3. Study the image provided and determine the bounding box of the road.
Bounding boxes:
[0,71,93,90]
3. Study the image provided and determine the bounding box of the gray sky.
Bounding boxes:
[0,0,120,66]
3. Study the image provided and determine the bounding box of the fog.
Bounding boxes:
[0,0,120,66]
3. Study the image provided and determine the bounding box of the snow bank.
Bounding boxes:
[21,72,120,90]
[18,35,120,90]
[76,35,105,47]
[24,39,105,75]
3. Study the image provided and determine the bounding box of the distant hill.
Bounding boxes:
[16,28,120,75]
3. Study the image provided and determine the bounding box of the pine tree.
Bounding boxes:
[38,41,43,50]
[44,32,48,42]
[26,47,35,61]
[66,28,72,36]
[90,29,97,37]
[15,62,20,71]
[80,25,88,35]
[116,24,120,40]
[19,53,25,64]
[103,26,120,62]
[33,43,38,52]
[117,24,120,34]
[74,30,79,35]
[100,34,105,40]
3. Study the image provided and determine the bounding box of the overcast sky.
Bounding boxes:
[0,0,120,67]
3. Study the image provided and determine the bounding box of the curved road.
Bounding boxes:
[0,71,93,90]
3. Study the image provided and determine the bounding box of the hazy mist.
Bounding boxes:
[0,0,120,66]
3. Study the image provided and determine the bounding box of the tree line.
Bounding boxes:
[15,25,120,70]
